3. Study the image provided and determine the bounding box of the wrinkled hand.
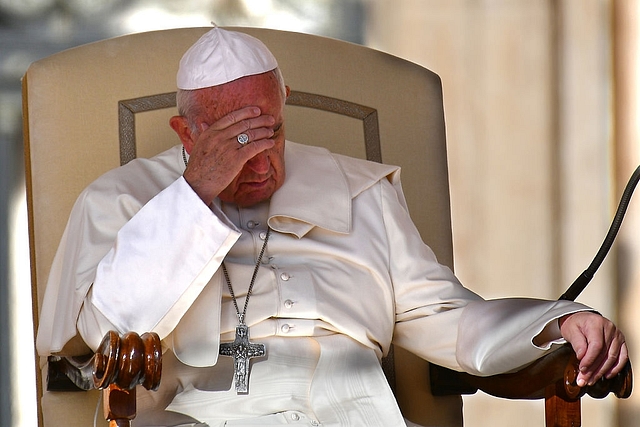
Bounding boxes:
[559,311,628,387]
[183,106,275,204]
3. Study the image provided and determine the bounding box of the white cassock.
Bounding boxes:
[36,141,590,426]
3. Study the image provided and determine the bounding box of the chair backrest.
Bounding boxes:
[23,27,460,426]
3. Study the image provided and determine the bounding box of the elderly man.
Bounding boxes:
[36,27,627,426]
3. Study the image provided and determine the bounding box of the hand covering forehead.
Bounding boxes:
[177,26,278,90]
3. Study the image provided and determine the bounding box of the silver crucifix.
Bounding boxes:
[219,324,266,393]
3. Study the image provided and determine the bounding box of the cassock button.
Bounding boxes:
[280,272,290,281]
[284,299,294,309]
[281,324,291,333]
[290,413,300,421]
[247,220,258,229]
[259,231,268,240]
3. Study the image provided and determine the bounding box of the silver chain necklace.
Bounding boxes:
[219,228,271,394]
[181,145,188,167]
[182,145,270,393]
[221,227,271,325]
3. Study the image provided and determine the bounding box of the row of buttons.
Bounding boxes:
[289,411,320,425]
[279,272,295,313]
[245,220,300,336]
[274,260,295,314]
[245,220,268,240]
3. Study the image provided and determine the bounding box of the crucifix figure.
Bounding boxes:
[219,323,266,393]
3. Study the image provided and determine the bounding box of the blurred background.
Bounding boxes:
[2,0,639,426]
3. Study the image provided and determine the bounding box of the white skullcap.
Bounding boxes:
[177,26,278,90]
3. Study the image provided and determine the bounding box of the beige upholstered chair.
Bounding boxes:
[23,27,631,427]
[23,26,458,427]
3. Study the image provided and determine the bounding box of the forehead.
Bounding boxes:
[196,71,284,122]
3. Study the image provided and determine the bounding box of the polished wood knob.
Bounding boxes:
[93,330,162,391]
[562,353,633,400]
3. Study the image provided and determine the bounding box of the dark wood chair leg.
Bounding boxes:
[104,383,136,427]
[545,382,581,427]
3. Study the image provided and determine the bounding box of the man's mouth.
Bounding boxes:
[243,176,271,188]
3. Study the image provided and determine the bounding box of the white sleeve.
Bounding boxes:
[78,177,240,350]
[382,176,591,375]
[455,298,590,376]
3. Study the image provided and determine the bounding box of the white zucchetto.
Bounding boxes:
[177,26,278,90]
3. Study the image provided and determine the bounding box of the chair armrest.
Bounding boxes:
[47,354,95,391]
[430,343,632,400]
[46,331,162,427]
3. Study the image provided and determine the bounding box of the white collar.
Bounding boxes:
[268,141,400,238]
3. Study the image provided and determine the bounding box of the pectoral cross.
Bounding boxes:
[219,324,266,393]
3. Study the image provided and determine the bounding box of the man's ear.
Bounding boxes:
[169,116,195,154]
[285,85,291,98]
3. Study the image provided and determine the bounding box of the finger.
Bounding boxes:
[211,106,262,131]
[225,115,275,140]
[234,127,275,146]
[608,341,630,378]
[603,335,628,379]
[208,106,273,139]
[236,138,276,158]
[565,325,589,361]
[592,332,624,379]
[575,329,607,386]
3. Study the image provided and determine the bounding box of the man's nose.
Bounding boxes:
[246,151,270,174]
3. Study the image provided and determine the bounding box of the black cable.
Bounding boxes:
[560,164,640,301]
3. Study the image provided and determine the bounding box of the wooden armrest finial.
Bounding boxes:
[92,331,162,427]
[560,352,633,401]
